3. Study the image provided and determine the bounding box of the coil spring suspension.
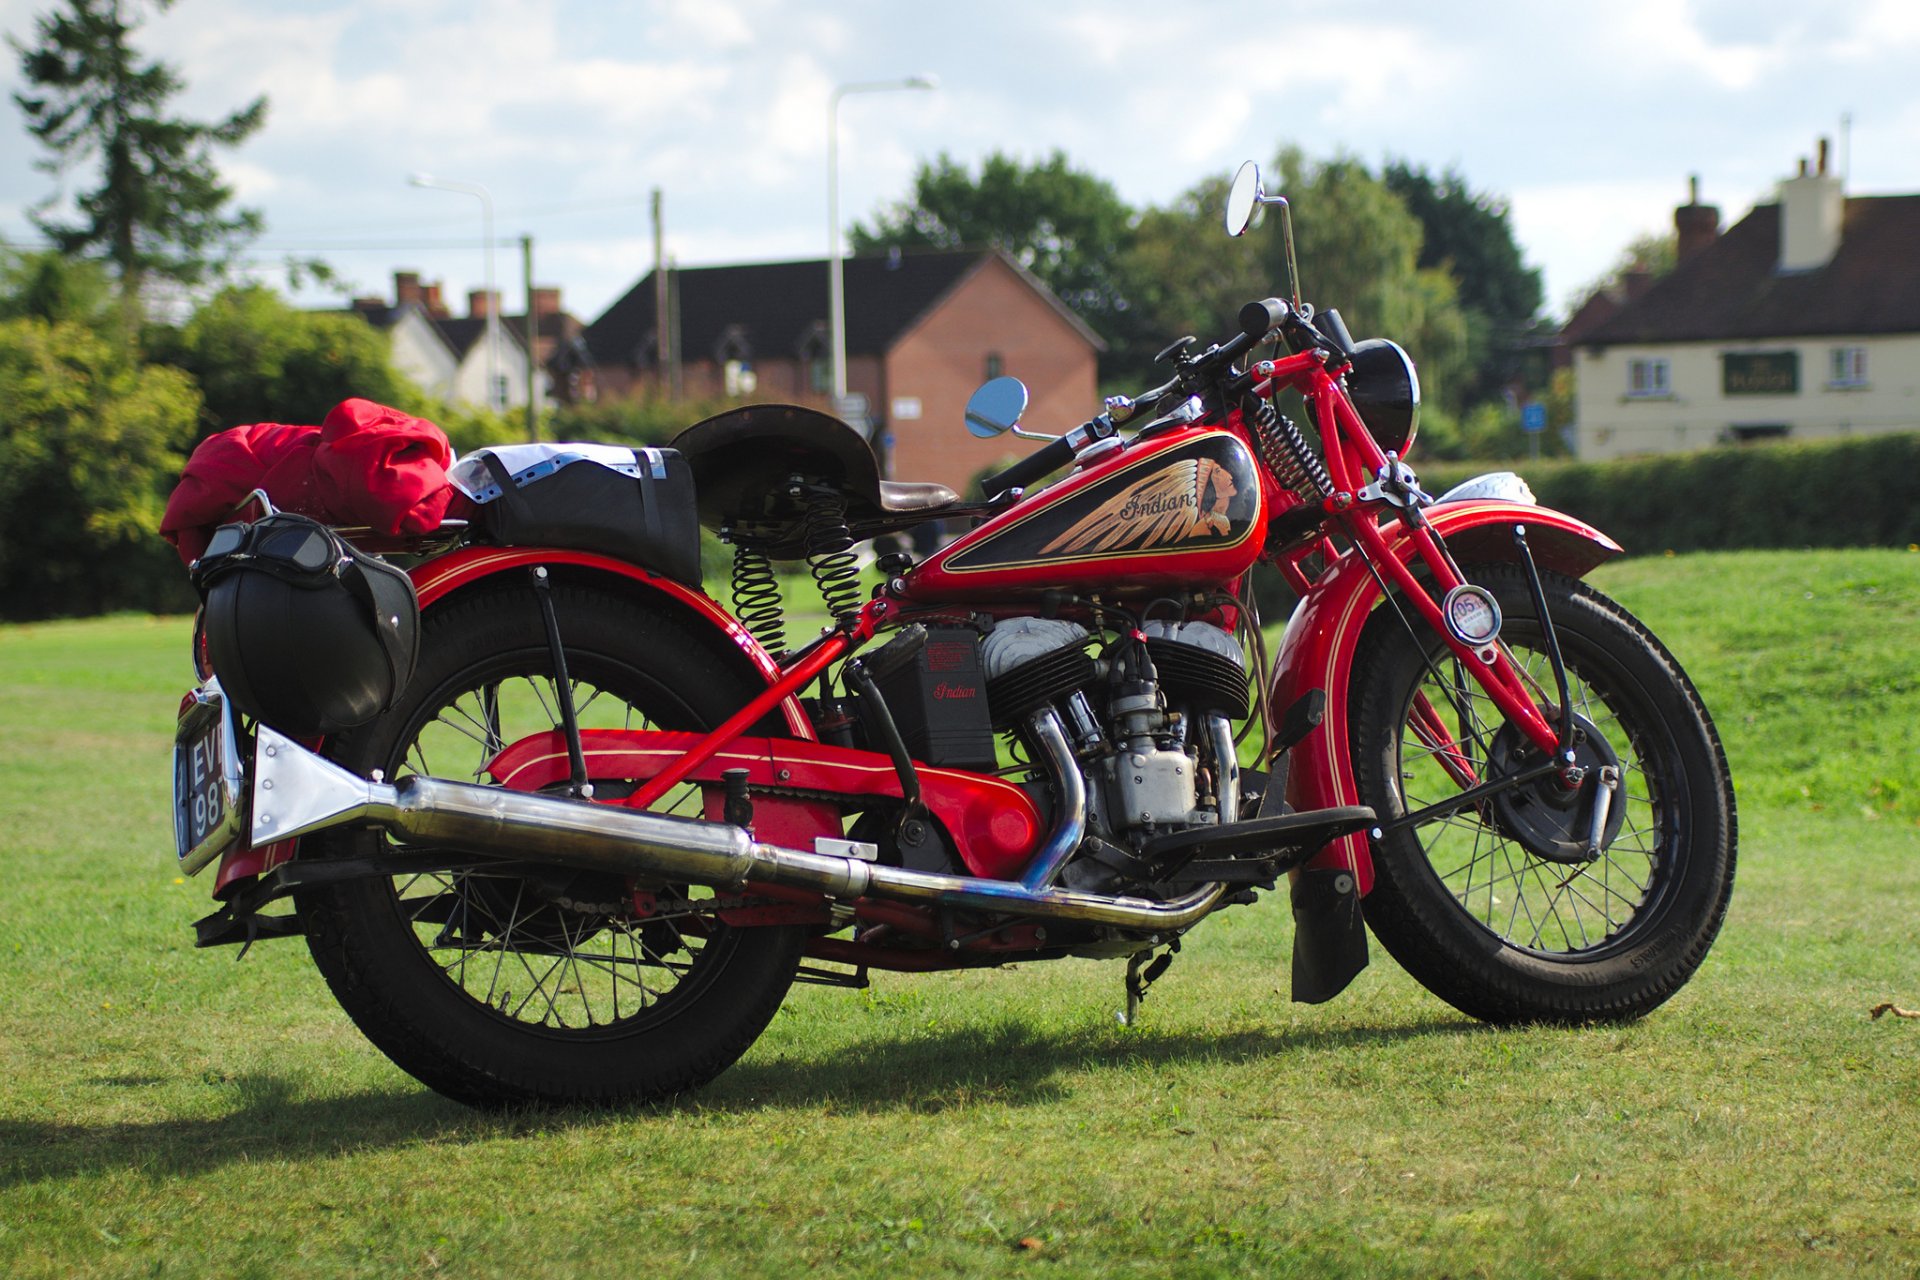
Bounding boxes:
[729,542,786,654]
[1249,397,1333,502]
[802,488,862,625]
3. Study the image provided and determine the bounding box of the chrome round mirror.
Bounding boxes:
[964,376,1029,438]
[1226,161,1265,237]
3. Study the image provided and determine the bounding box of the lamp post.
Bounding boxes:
[827,76,937,414]
[409,173,501,412]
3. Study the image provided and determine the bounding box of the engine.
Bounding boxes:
[980,614,1251,884]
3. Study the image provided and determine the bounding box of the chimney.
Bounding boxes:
[1674,174,1720,261]
[422,282,447,317]
[1623,266,1655,302]
[531,286,561,318]
[468,288,498,319]
[394,271,424,307]
[1778,137,1844,272]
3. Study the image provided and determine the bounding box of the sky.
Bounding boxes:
[1,0,1916,332]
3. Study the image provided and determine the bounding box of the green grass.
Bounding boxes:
[3,550,1919,1277]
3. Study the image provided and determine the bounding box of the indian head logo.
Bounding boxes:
[1038,458,1238,557]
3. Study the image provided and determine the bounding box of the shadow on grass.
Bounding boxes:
[704,1013,1479,1112]
[0,1016,1476,1187]
[0,1075,474,1189]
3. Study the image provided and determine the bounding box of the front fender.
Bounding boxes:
[1272,500,1621,896]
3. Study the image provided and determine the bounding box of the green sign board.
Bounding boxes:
[1723,351,1798,396]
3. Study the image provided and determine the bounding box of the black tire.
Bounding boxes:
[296,580,805,1108]
[1348,563,1735,1024]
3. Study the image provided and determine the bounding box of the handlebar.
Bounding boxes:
[976,296,1294,501]
[980,433,1078,500]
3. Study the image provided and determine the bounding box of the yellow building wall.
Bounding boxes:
[1573,334,1920,460]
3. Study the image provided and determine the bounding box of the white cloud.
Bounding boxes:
[5,0,1919,331]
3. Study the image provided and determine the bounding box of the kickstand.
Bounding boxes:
[1119,939,1181,1026]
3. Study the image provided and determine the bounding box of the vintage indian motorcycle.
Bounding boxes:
[169,163,1735,1108]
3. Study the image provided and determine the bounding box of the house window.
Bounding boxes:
[715,325,756,397]
[1627,358,1670,398]
[796,323,830,394]
[1727,423,1791,443]
[1828,346,1868,388]
[985,352,1005,381]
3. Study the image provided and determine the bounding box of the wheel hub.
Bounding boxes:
[438,867,627,953]
[1485,712,1625,865]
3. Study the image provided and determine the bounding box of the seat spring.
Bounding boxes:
[730,543,786,654]
[1251,399,1332,502]
[803,489,861,626]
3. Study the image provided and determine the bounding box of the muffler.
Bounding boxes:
[252,726,1224,930]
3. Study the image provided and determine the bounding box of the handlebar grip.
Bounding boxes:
[1239,297,1289,341]
[1204,298,1291,371]
[981,434,1077,500]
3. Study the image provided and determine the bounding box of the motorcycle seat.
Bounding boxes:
[673,403,969,558]
[877,480,960,513]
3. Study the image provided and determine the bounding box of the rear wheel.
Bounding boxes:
[297,581,804,1108]
[1348,563,1735,1024]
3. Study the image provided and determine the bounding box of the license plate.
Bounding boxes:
[174,683,247,873]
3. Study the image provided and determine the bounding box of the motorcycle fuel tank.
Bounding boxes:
[902,428,1267,604]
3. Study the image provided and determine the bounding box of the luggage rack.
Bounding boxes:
[219,487,471,557]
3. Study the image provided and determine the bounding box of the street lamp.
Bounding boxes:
[828,75,937,415]
[409,173,502,412]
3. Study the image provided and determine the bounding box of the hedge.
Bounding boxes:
[1415,431,1920,558]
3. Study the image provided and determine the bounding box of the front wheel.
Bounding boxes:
[1348,563,1735,1024]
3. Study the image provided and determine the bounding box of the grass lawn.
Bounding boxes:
[2,549,1917,1278]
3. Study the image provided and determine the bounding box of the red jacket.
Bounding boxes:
[162,399,460,563]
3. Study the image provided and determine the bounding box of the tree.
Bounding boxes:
[1127,150,1473,411]
[146,285,427,439]
[0,313,200,617]
[0,245,115,327]
[11,0,266,313]
[1383,162,1543,403]
[851,150,1151,369]
[1576,230,1678,304]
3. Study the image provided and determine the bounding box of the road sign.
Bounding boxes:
[1521,402,1547,433]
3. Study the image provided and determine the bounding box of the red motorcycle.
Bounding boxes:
[171,163,1734,1108]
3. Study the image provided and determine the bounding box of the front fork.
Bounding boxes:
[1343,507,1564,760]
[1351,514,1616,855]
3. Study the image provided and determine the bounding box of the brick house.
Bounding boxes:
[572,248,1104,492]
[1572,143,1920,460]
[349,272,584,411]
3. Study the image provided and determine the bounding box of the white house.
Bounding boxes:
[348,273,548,411]
[1572,143,1920,460]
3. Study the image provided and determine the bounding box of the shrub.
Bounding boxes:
[0,318,200,619]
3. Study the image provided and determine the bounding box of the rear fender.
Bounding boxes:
[409,546,805,736]
[1272,500,1622,896]
[214,545,810,893]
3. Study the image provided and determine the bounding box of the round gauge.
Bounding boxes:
[1442,584,1502,647]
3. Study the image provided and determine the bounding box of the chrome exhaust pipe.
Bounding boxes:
[253,727,1225,931]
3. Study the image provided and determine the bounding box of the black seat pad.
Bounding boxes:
[672,404,963,557]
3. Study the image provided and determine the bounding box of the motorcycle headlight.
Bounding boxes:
[1345,338,1421,457]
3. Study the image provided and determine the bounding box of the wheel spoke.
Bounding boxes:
[1385,608,1686,959]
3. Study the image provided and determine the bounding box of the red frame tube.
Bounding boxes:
[1293,360,1561,756]
[623,596,894,811]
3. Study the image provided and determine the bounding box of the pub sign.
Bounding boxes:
[1723,351,1799,396]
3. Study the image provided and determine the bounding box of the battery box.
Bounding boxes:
[869,627,997,773]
